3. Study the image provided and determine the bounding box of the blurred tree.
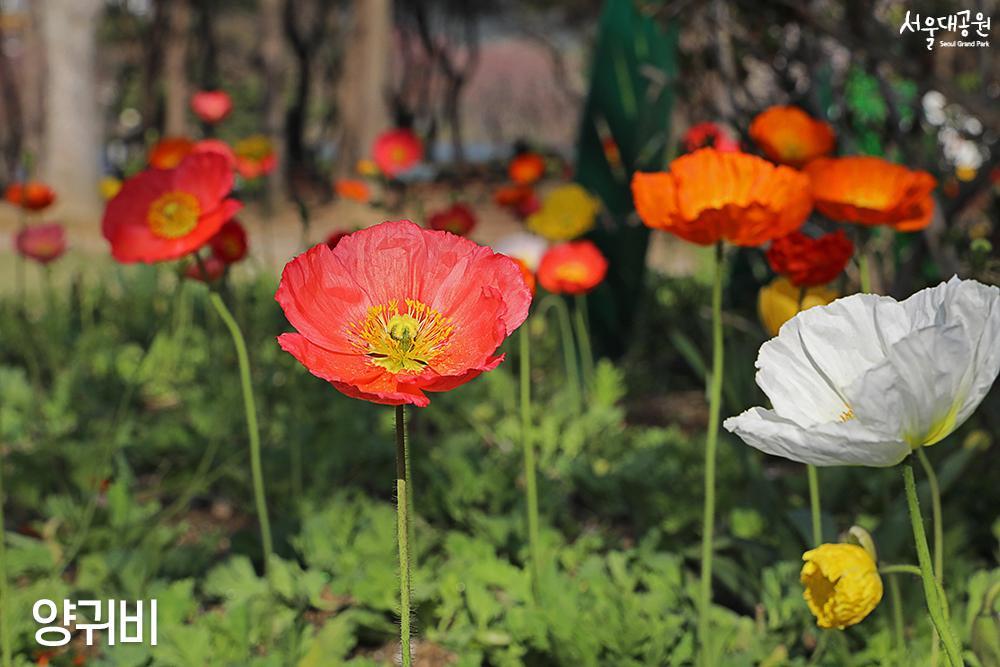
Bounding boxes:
[283,0,337,170]
[261,0,288,203]
[163,0,191,137]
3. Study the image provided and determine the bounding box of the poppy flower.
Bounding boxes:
[767,230,853,287]
[526,184,601,241]
[508,152,545,185]
[758,276,837,337]
[334,178,371,203]
[5,181,57,211]
[510,257,536,296]
[210,219,248,264]
[683,122,740,153]
[804,157,937,232]
[15,223,67,264]
[725,277,1000,466]
[190,90,233,124]
[494,185,540,219]
[149,137,196,169]
[102,153,242,263]
[427,203,477,236]
[234,135,277,180]
[192,139,238,171]
[277,220,531,406]
[372,128,423,178]
[184,255,226,282]
[632,148,813,246]
[537,240,608,295]
[356,159,380,177]
[325,230,351,249]
[491,232,548,272]
[749,106,835,167]
[99,176,122,200]
[801,543,882,629]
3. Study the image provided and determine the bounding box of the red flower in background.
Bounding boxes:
[508,152,545,185]
[102,153,242,263]
[325,230,351,249]
[234,135,277,180]
[191,90,233,124]
[192,139,238,171]
[15,223,67,264]
[334,178,371,203]
[372,129,423,178]
[184,255,226,282]
[149,137,196,169]
[511,257,537,296]
[766,230,854,287]
[210,219,249,264]
[276,220,531,407]
[683,122,740,153]
[5,182,57,211]
[427,203,477,236]
[537,240,608,295]
[494,185,540,219]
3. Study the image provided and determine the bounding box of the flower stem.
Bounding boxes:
[520,326,541,597]
[538,295,581,412]
[879,564,922,577]
[888,573,907,666]
[574,294,595,390]
[917,445,946,667]
[395,405,412,667]
[858,252,872,293]
[698,241,725,666]
[807,464,822,546]
[208,291,273,573]
[902,459,964,667]
[0,451,12,667]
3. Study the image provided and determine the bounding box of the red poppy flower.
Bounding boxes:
[209,219,248,264]
[372,129,423,178]
[683,122,740,153]
[5,182,57,211]
[234,135,277,180]
[494,185,540,219]
[325,230,351,249]
[184,255,226,282]
[537,240,608,295]
[190,90,233,124]
[427,203,477,236]
[276,220,532,407]
[508,153,545,185]
[15,223,67,264]
[102,153,242,263]
[149,137,195,169]
[749,106,835,167]
[334,178,371,203]
[632,148,813,246]
[766,230,854,287]
[192,139,237,171]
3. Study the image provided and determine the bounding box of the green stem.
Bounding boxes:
[395,405,412,667]
[858,252,872,294]
[538,295,581,413]
[902,459,964,667]
[807,464,822,547]
[888,574,906,667]
[0,451,12,667]
[880,564,922,577]
[208,291,273,573]
[698,242,725,666]
[520,326,541,597]
[574,294,595,391]
[917,446,945,667]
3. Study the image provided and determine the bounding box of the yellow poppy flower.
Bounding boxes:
[526,184,600,241]
[801,543,882,629]
[758,276,837,337]
[99,176,122,201]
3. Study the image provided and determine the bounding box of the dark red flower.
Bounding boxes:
[766,230,854,287]
[190,90,233,124]
[184,255,226,282]
[427,203,477,236]
[210,219,248,264]
[276,220,532,406]
[15,223,67,264]
[683,122,740,153]
[5,182,57,211]
[372,129,423,178]
[102,153,242,263]
[494,185,540,219]
[537,240,608,295]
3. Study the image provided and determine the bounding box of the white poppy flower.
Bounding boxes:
[724,277,1000,466]
[491,232,549,271]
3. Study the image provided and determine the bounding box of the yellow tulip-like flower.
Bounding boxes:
[758,276,837,337]
[99,176,123,201]
[801,543,883,629]
[526,183,600,241]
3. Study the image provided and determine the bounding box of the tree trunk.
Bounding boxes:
[39,0,102,223]
[260,0,286,205]
[163,0,191,137]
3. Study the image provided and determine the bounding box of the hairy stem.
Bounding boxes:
[520,326,541,596]
[395,405,412,667]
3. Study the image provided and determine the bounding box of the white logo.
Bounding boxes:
[32,599,158,648]
[900,10,991,50]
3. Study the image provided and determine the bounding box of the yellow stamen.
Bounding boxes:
[839,407,856,422]
[349,299,453,374]
[148,191,201,239]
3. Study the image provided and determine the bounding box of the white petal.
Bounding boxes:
[723,408,910,466]
[491,233,548,271]
[756,293,910,425]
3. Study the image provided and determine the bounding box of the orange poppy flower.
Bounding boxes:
[631,148,812,246]
[766,230,853,287]
[149,137,195,169]
[508,152,545,185]
[510,256,537,296]
[749,106,835,167]
[102,153,242,263]
[276,220,531,407]
[372,128,423,178]
[804,156,937,232]
[190,90,233,124]
[5,181,57,211]
[209,219,248,264]
[15,223,67,264]
[537,240,608,295]
[335,178,371,203]
[427,203,477,236]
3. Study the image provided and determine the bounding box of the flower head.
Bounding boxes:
[372,129,423,178]
[492,232,548,271]
[234,135,277,180]
[749,106,835,167]
[184,255,226,283]
[758,277,837,337]
[508,152,545,185]
[767,230,854,287]
[801,544,882,629]
[335,178,371,203]
[276,220,532,407]
[15,223,67,264]
[537,240,608,295]
[149,137,196,169]
[683,122,740,153]
[427,203,476,236]
[6,182,57,211]
[805,157,937,232]
[190,90,233,124]
[192,139,238,171]
[632,149,812,246]
[511,257,536,296]
[209,219,248,264]
[494,185,540,219]
[526,183,600,241]
[325,230,351,249]
[102,153,242,263]
[726,277,1000,466]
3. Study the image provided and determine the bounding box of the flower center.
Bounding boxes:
[554,261,589,284]
[148,192,201,239]
[350,299,453,374]
[391,146,408,164]
[839,407,856,422]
